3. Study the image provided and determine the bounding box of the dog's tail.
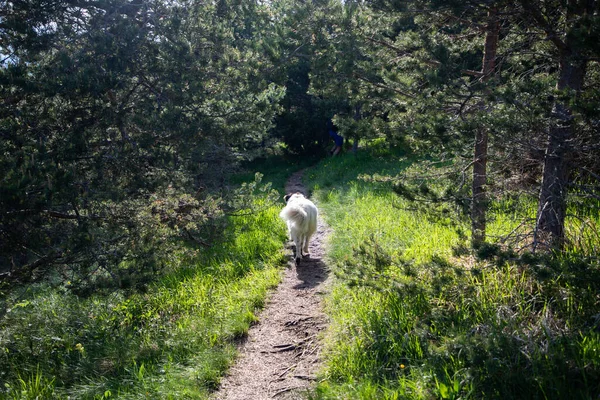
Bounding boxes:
[279,205,307,226]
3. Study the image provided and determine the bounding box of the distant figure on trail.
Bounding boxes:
[328,122,343,156]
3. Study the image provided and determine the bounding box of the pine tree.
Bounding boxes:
[518,0,598,250]
[0,0,284,287]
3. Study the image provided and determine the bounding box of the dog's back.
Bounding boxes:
[280,195,317,229]
[280,193,318,262]
[279,203,309,227]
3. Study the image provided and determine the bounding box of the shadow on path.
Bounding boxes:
[294,257,328,290]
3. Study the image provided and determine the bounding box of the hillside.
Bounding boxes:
[2,0,599,398]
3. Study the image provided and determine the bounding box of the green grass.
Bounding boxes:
[231,153,320,194]
[0,179,289,399]
[3,149,598,399]
[307,149,600,399]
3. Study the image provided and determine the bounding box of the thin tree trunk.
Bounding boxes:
[534,51,586,250]
[529,0,593,251]
[472,128,488,246]
[471,7,499,247]
[352,103,362,154]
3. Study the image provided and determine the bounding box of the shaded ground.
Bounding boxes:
[214,170,331,399]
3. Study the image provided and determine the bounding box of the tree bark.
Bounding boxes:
[535,50,587,250]
[531,0,591,250]
[352,103,362,154]
[472,127,489,246]
[471,7,499,247]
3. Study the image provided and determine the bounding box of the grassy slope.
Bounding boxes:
[0,159,300,399]
[307,148,600,399]
[2,150,598,399]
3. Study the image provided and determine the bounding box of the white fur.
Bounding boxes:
[279,193,318,263]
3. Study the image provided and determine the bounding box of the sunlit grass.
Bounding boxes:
[0,192,288,399]
[308,149,600,399]
[3,148,598,399]
[320,186,460,264]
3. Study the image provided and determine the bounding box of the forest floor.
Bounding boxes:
[213,170,331,399]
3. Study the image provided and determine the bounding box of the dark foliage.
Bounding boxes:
[0,0,283,290]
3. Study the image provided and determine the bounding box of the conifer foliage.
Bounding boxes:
[0,0,283,288]
[1,0,598,289]
[311,0,600,251]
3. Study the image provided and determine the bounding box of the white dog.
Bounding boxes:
[279,192,318,264]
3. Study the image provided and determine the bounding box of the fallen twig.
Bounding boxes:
[284,317,313,327]
[272,386,302,398]
[277,363,296,378]
[293,375,314,381]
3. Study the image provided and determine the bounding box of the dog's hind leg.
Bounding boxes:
[302,235,310,258]
[303,219,317,258]
[291,232,302,264]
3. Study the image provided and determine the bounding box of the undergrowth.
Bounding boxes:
[309,148,600,399]
[0,173,289,399]
[231,153,320,194]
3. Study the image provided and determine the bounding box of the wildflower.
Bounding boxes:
[400,364,405,369]
[75,343,84,353]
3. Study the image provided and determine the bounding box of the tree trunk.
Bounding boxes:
[471,7,499,247]
[471,127,489,246]
[353,103,361,154]
[534,50,586,250]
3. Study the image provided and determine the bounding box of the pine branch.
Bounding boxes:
[2,250,64,284]
[363,36,484,79]
[517,0,567,52]
[352,73,414,98]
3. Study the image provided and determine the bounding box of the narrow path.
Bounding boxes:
[214,170,331,400]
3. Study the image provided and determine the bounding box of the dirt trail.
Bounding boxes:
[214,170,331,399]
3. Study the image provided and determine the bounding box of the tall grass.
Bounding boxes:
[309,149,600,399]
[0,180,288,399]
